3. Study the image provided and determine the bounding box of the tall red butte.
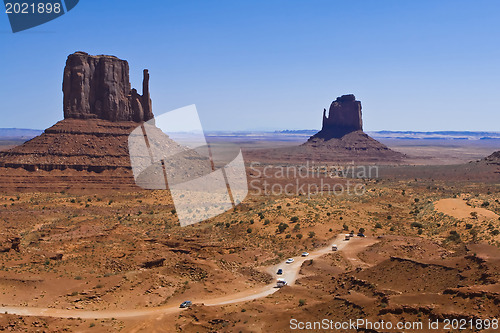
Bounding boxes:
[0,52,156,191]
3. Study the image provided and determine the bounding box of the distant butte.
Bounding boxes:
[312,94,363,140]
[301,94,404,162]
[246,94,405,164]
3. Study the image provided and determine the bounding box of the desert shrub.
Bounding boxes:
[285,234,291,239]
[264,219,270,225]
[246,228,252,233]
[277,205,281,209]
[390,226,395,231]
[298,299,306,306]
[414,198,420,203]
[293,224,300,231]
[290,216,299,223]
[375,223,383,229]
[171,209,176,214]
[308,231,315,238]
[387,215,392,220]
[465,223,473,229]
[249,219,254,224]
[327,212,331,216]
[481,201,490,207]
[343,224,349,231]
[359,228,365,233]
[418,229,423,235]
[225,222,230,228]
[296,234,303,239]
[491,230,500,236]
[277,223,289,233]
[286,203,291,206]
[411,222,423,228]
[447,230,461,243]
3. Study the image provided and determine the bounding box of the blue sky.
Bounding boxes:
[1,0,499,131]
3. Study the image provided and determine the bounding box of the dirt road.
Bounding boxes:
[0,234,374,319]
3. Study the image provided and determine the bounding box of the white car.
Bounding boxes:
[301,252,309,257]
[285,258,294,264]
[276,278,287,288]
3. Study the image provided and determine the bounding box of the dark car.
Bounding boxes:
[180,301,192,308]
[357,233,365,237]
[277,268,283,275]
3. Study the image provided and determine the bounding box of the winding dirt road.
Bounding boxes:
[0,234,375,319]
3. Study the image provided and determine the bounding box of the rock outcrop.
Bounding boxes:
[484,151,500,165]
[313,94,363,140]
[63,51,153,122]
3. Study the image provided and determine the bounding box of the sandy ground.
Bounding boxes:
[434,198,499,220]
[0,234,373,319]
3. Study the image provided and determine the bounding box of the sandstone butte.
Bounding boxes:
[246,94,406,164]
[0,52,203,191]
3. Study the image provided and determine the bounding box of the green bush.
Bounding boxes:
[277,223,289,233]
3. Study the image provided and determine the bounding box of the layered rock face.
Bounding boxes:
[63,51,153,122]
[313,94,363,140]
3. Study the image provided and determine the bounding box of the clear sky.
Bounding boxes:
[1,0,499,131]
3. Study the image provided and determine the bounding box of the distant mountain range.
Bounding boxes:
[274,130,500,140]
[0,128,43,140]
[1,128,499,141]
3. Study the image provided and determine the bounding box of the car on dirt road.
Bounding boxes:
[286,258,294,264]
[332,244,338,251]
[301,252,309,257]
[276,278,287,288]
[180,301,192,308]
[277,268,283,275]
